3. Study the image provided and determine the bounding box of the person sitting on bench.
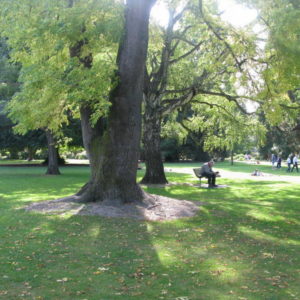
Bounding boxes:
[200,160,219,188]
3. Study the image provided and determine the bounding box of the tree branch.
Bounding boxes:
[161,87,198,116]
[195,89,256,115]
[169,41,205,65]
[172,35,200,47]
[194,100,249,125]
[165,86,196,94]
[178,119,205,148]
[170,25,192,54]
[200,11,244,72]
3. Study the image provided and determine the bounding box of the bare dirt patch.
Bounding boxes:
[25,194,203,221]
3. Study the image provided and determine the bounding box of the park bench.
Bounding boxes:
[193,168,221,187]
[193,168,204,186]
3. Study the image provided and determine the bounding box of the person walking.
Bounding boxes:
[271,153,277,169]
[286,156,292,172]
[276,156,282,169]
[291,154,299,173]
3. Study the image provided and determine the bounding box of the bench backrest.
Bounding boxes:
[193,168,202,178]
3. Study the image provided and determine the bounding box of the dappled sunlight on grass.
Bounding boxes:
[86,225,101,238]
[204,260,241,283]
[246,209,287,222]
[239,226,300,246]
[0,165,300,299]
[0,166,89,210]
[252,200,276,206]
[155,246,178,265]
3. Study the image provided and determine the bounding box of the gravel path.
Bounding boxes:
[166,167,300,183]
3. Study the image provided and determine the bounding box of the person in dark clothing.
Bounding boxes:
[276,156,282,168]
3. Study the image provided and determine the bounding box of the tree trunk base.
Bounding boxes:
[140,176,168,185]
[73,181,156,206]
[46,169,61,175]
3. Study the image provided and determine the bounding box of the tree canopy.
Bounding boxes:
[0,0,122,133]
[0,0,299,192]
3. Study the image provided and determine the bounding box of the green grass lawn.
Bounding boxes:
[0,159,43,165]
[0,164,299,299]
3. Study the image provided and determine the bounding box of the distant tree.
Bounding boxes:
[142,0,263,183]
[0,0,122,174]
[163,96,265,165]
[258,104,300,160]
[0,36,60,168]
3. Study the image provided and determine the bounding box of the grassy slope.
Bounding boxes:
[0,164,299,300]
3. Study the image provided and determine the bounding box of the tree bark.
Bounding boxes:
[140,11,196,184]
[75,105,104,196]
[45,130,60,175]
[27,147,36,161]
[141,105,168,184]
[77,0,155,204]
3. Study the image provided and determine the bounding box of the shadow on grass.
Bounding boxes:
[0,167,168,299]
[0,213,174,299]
[143,174,300,299]
[0,167,299,299]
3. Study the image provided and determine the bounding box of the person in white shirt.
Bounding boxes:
[291,154,299,173]
[286,156,292,172]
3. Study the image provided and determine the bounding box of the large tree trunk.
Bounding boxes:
[141,105,168,184]
[78,0,155,204]
[76,105,103,196]
[45,130,60,175]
